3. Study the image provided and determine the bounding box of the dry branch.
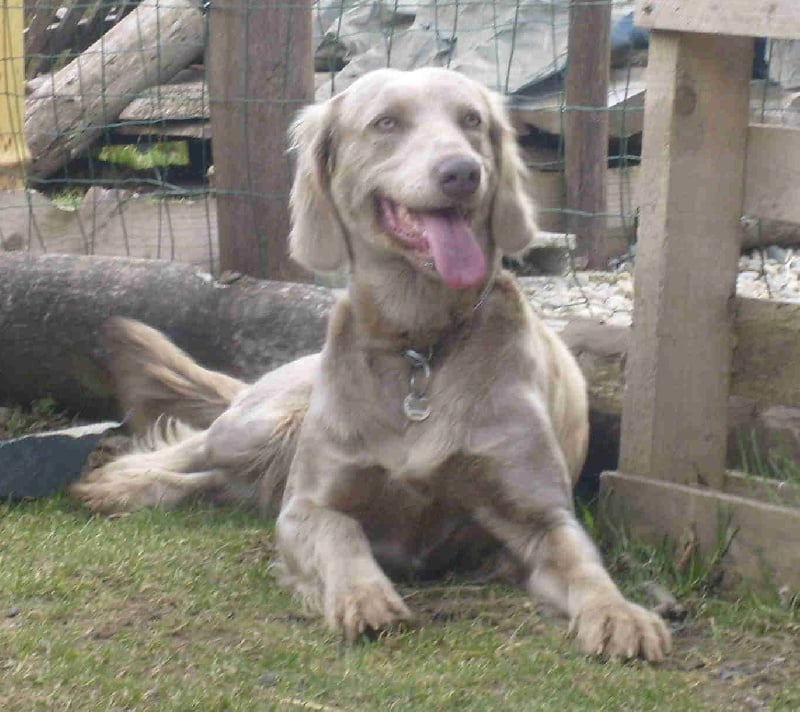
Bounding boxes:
[24,0,204,178]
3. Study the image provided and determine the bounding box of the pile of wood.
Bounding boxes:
[24,0,205,179]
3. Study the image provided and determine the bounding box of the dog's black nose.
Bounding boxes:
[436,156,481,198]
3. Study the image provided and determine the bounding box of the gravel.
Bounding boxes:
[520,248,800,327]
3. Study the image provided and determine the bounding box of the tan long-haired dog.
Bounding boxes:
[71,68,670,661]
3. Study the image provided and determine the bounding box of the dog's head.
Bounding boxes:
[289,68,537,290]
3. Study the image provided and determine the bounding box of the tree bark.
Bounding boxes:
[0,254,334,417]
[24,0,205,179]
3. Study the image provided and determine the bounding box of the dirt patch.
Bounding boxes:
[672,619,799,711]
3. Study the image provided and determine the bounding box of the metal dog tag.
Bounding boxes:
[403,393,431,421]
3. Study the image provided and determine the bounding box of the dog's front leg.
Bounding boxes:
[469,418,671,661]
[480,497,671,661]
[276,459,411,641]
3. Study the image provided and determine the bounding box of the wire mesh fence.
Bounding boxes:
[0,0,799,310]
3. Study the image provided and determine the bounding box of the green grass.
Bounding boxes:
[736,429,800,486]
[2,498,799,711]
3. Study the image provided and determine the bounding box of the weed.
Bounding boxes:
[0,398,71,439]
[736,429,800,485]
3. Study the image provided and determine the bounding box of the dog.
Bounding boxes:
[71,68,671,661]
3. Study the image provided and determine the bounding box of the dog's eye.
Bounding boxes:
[462,111,482,129]
[374,116,399,132]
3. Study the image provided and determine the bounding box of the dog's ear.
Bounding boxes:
[288,98,349,272]
[486,92,538,254]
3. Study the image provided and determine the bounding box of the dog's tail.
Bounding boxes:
[104,317,246,434]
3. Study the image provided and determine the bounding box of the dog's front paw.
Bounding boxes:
[570,595,672,662]
[326,578,412,643]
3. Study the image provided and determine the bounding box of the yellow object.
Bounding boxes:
[0,0,29,189]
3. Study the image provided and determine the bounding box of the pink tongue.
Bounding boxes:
[419,212,487,289]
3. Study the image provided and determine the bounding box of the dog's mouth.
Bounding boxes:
[376,196,487,290]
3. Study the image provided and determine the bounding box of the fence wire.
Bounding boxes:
[0,0,799,317]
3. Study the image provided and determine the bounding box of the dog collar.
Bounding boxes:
[400,279,492,422]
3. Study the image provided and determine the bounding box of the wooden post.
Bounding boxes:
[208,0,313,281]
[565,0,612,269]
[0,0,29,189]
[619,32,753,489]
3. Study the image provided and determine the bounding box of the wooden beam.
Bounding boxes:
[510,67,647,140]
[636,0,800,40]
[207,0,313,281]
[0,0,29,189]
[565,0,613,270]
[601,471,800,588]
[561,298,800,415]
[619,32,753,489]
[723,471,800,509]
[743,124,800,225]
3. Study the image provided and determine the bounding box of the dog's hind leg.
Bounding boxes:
[69,424,229,513]
[72,379,312,516]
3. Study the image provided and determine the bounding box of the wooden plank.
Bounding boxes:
[207,0,312,281]
[723,471,800,509]
[559,298,800,415]
[0,0,29,189]
[601,471,800,588]
[114,121,211,140]
[733,298,800,407]
[118,81,209,122]
[510,68,647,139]
[744,124,800,225]
[620,32,753,489]
[636,0,800,40]
[0,188,218,269]
[565,0,612,269]
[524,164,639,252]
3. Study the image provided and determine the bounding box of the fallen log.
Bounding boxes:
[0,254,334,416]
[0,254,797,471]
[24,0,204,178]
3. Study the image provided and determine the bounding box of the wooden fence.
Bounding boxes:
[601,0,800,588]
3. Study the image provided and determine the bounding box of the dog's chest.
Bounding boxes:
[354,352,490,479]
